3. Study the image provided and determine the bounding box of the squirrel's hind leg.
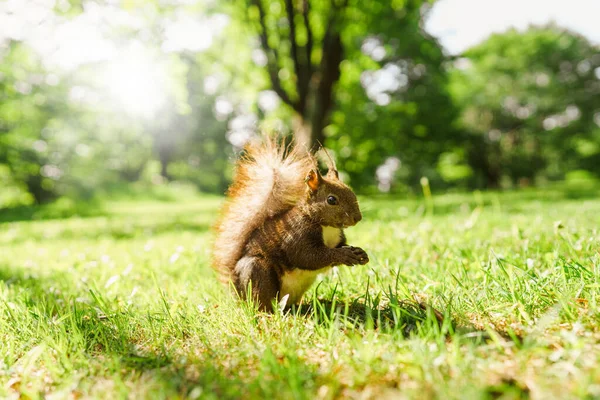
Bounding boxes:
[234,256,280,312]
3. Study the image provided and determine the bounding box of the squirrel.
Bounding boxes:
[212,136,369,311]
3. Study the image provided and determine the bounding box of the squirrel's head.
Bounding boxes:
[304,167,362,228]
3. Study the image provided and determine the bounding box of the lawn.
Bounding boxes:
[2,186,600,399]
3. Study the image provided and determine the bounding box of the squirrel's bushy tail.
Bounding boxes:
[212,137,316,284]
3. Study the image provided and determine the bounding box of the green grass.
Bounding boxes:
[2,186,600,399]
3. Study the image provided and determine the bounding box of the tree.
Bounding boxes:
[223,0,460,190]
[451,25,600,188]
[224,0,352,149]
[0,41,71,203]
[324,0,460,190]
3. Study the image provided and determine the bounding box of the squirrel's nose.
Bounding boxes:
[354,214,362,224]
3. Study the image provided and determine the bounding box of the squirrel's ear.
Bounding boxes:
[305,169,322,192]
[326,169,339,180]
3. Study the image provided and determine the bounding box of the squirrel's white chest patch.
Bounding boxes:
[322,226,343,248]
[278,226,342,307]
[280,268,328,306]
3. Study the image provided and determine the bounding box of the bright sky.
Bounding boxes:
[426,0,600,54]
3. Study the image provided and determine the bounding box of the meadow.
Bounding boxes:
[2,184,600,399]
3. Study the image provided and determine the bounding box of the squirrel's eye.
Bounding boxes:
[327,195,338,205]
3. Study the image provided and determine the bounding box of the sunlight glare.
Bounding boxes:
[102,49,166,118]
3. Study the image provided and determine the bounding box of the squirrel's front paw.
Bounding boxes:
[339,246,369,266]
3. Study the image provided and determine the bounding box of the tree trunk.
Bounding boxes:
[252,0,345,152]
[293,115,312,151]
[293,107,330,151]
[485,166,501,189]
[119,162,146,182]
[158,151,171,181]
[307,31,343,150]
[309,109,327,150]
[468,137,502,189]
[25,175,56,204]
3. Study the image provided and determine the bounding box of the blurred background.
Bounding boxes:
[1,0,599,211]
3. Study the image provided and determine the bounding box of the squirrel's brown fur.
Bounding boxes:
[212,136,368,311]
[213,138,316,284]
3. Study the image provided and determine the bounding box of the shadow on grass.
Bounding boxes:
[1,265,320,399]
[292,297,521,344]
[291,298,439,336]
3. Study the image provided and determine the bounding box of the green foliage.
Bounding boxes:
[3,188,600,397]
[221,0,459,190]
[0,42,71,203]
[451,25,600,187]
[328,0,459,190]
[0,165,33,208]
